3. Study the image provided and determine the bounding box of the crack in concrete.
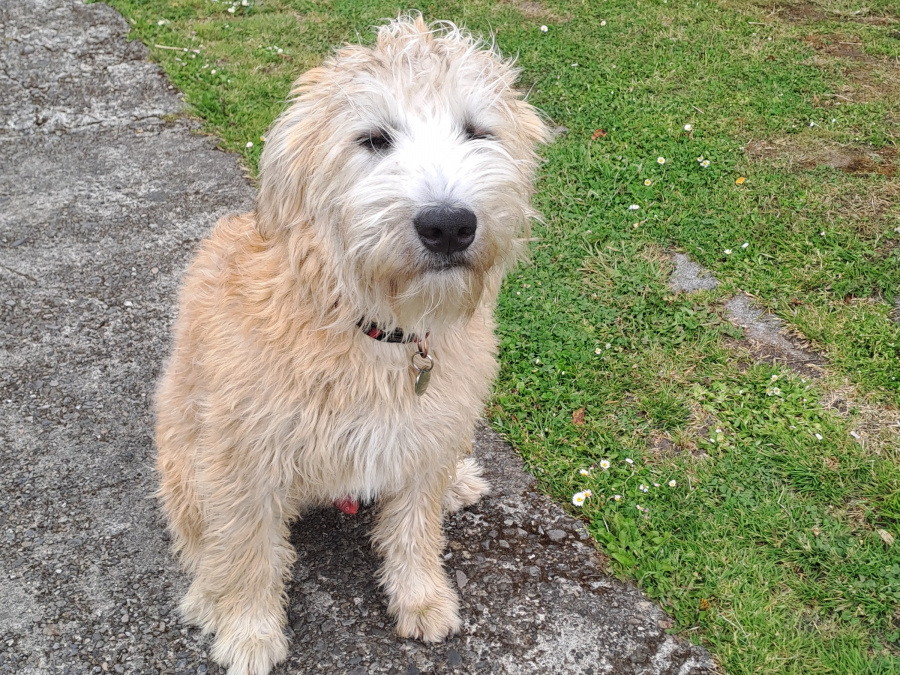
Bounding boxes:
[0,262,38,283]
[0,112,171,139]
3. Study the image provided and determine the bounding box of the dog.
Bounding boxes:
[155,15,547,675]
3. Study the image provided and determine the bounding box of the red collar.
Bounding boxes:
[358,320,422,344]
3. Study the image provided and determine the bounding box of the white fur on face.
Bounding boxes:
[258,16,548,333]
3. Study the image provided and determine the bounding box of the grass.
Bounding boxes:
[103,0,900,671]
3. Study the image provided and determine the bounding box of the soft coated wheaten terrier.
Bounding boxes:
[155,15,547,675]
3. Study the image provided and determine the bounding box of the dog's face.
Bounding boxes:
[258,17,548,331]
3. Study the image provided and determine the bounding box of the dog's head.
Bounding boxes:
[258,15,549,333]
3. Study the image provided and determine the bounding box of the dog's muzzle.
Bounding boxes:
[413,206,477,256]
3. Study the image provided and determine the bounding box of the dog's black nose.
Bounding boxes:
[414,206,477,255]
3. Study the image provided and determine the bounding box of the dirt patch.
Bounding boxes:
[725,295,827,378]
[745,140,897,177]
[820,383,900,459]
[499,0,570,21]
[799,33,900,102]
[648,429,709,458]
[744,138,900,234]
[649,434,676,454]
[843,66,900,102]
[761,1,898,25]
[803,33,872,60]
[773,1,827,23]
[801,147,896,177]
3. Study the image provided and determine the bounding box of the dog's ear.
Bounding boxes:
[255,66,331,239]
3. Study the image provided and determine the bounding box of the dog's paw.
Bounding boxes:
[178,584,217,634]
[211,618,289,675]
[391,581,461,642]
[442,457,490,513]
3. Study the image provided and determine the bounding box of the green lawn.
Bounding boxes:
[105,0,900,671]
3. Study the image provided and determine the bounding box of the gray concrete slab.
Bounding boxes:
[668,254,718,294]
[0,2,716,673]
[724,295,826,377]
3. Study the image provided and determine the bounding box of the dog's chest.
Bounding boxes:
[285,338,493,499]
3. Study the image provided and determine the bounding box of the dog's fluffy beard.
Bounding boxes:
[256,16,548,335]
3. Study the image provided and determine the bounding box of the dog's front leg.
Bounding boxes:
[181,480,294,675]
[372,469,461,642]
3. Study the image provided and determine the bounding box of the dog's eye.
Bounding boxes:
[358,131,393,153]
[464,122,494,141]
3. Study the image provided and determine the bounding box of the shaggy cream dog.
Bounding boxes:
[155,15,547,675]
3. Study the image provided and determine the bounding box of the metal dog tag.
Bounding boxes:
[412,352,433,397]
[414,367,432,396]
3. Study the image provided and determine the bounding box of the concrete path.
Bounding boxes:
[0,2,715,673]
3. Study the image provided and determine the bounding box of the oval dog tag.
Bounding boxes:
[414,367,432,396]
[411,352,434,397]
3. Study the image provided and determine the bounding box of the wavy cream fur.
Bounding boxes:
[155,15,548,675]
